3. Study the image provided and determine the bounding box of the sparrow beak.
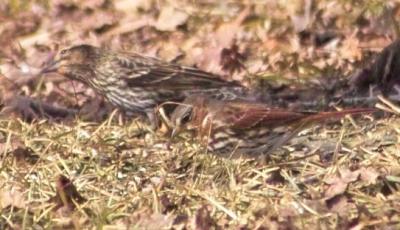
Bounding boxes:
[171,126,180,139]
[40,59,60,74]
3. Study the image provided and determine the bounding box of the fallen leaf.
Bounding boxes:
[325,195,355,217]
[359,167,380,185]
[0,12,41,45]
[52,175,86,211]
[192,206,214,230]
[1,96,77,121]
[12,146,39,165]
[80,11,118,33]
[339,35,362,62]
[324,168,360,199]
[155,6,188,31]
[220,43,246,75]
[114,0,152,14]
[0,188,26,209]
[265,169,286,185]
[339,168,361,183]
[160,194,177,214]
[122,208,175,229]
[194,6,251,74]
[79,0,108,9]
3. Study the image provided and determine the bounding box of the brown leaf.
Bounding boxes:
[324,168,360,199]
[325,195,355,217]
[359,167,380,185]
[172,214,189,226]
[290,0,313,33]
[265,170,285,185]
[339,36,362,62]
[324,178,347,200]
[114,0,152,13]
[52,175,86,211]
[0,12,41,45]
[155,6,188,31]
[195,6,251,74]
[0,62,40,85]
[79,0,109,9]
[138,213,174,229]
[11,146,39,166]
[160,194,177,214]
[339,168,361,183]
[220,43,246,75]
[192,206,214,230]
[0,188,26,209]
[123,208,175,229]
[81,11,118,33]
[1,96,77,121]
[215,6,250,48]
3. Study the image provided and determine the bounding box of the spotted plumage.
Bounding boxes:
[42,44,245,127]
[169,96,375,156]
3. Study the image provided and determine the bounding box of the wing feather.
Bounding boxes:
[109,53,241,90]
[218,102,308,129]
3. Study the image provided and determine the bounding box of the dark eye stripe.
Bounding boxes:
[182,110,192,121]
[176,107,192,125]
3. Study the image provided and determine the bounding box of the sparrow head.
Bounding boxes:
[169,96,214,138]
[41,44,100,79]
[170,102,195,138]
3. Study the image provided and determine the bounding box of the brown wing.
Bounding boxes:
[221,102,375,130]
[215,101,308,129]
[112,53,241,90]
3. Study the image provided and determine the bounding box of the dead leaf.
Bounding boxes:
[114,0,152,13]
[1,96,77,121]
[339,35,362,62]
[160,194,177,214]
[155,6,188,31]
[324,168,360,199]
[79,0,108,9]
[0,12,41,44]
[0,188,26,209]
[192,206,214,230]
[220,43,246,75]
[265,170,286,185]
[348,221,365,230]
[215,6,250,48]
[122,208,175,229]
[359,167,380,185]
[290,0,314,32]
[12,146,39,165]
[80,11,118,33]
[138,213,174,229]
[325,195,355,217]
[339,168,361,183]
[172,214,189,227]
[194,6,251,74]
[102,17,154,40]
[52,175,86,211]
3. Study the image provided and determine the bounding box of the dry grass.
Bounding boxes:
[1,113,399,229]
[1,0,400,229]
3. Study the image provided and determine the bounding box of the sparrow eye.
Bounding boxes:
[180,110,192,125]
